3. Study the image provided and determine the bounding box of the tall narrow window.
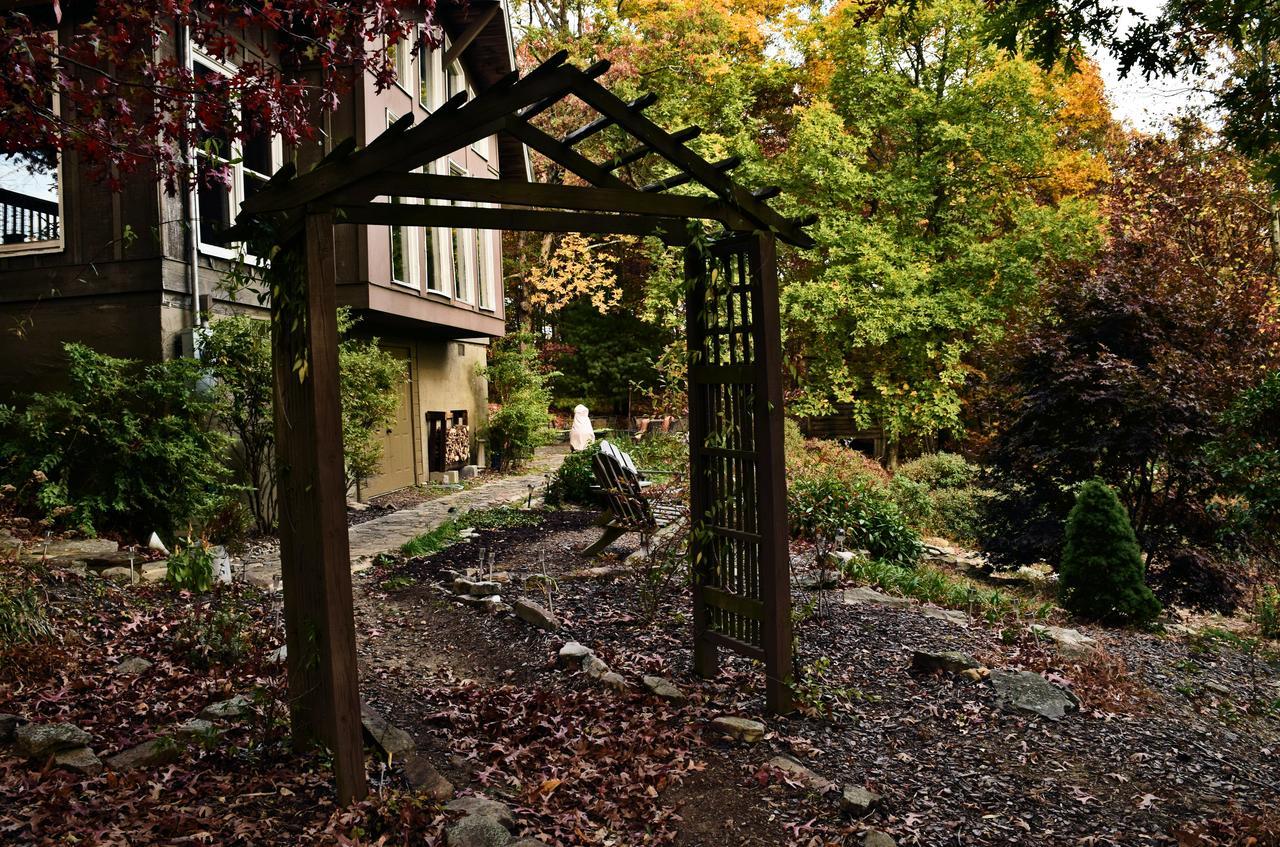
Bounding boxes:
[418,30,437,109]
[451,225,467,301]
[474,225,492,310]
[390,36,411,90]
[388,113,419,289]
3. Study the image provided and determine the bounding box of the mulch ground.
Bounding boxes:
[4,507,1280,846]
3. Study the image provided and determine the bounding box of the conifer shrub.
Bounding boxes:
[1058,479,1162,624]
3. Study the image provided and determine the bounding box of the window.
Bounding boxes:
[192,50,279,256]
[446,162,474,302]
[422,161,444,293]
[387,113,420,289]
[446,56,466,101]
[1,33,63,256]
[0,149,62,255]
[418,30,438,110]
[474,222,493,310]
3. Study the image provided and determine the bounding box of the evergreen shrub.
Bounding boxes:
[1058,479,1162,624]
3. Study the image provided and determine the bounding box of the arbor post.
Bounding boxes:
[272,209,368,804]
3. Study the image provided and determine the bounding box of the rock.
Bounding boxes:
[446,814,512,847]
[16,723,92,758]
[445,797,516,832]
[512,598,560,631]
[112,656,153,675]
[583,654,611,680]
[767,755,834,792]
[920,606,969,628]
[842,588,910,608]
[1203,680,1232,697]
[796,570,841,591]
[101,566,136,581]
[439,569,464,584]
[599,672,628,693]
[460,465,480,480]
[1030,624,1099,660]
[642,675,685,702]
[510,841,548,847]
[361,704,416,758]
[347,499,369,512]
[267,645,288,664]
[31,538,119,561]
[139,562,168,583]
[82,550,142,571]
[107,737,182,770]
[960,668,990,682]
[989,669,1079,720]
[174,718,216,739]
[558,641,592,667]
[840,785,881,816]
[54,746,103,775]
[200,695,252,721]
[710,716,765,744]
[402,752,454,801]
[910,649,982,675]
[453,578,502,598]
[864,831,897,847]
[828,550,857,569]
[0,713,22,743]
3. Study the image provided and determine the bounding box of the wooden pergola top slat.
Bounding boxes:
[225,53,814,248]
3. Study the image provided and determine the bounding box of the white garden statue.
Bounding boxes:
[569,404,596,452]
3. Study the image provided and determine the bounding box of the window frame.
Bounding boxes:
[190,46,282,261]
[386,111,422,290]
[0,33,64,258]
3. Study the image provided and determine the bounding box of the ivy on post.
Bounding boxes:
[270,210,367,804]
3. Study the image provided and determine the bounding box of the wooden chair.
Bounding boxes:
[580,440,684,557]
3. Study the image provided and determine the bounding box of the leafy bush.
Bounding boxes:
[1257,586,1280,639]
[785,423,890,491]
[546,442,602,506]
[789,477,922,567]
[1058,480,1162,624]
[1207,369,1280,540]
[838,554,1044,622]
[0,343,233,539]
[630,432,688,475]
[897,452,978,489]
[888,469,992,546]
[167,537,216,592]
[337,313,406,491]
[479,334,554,470]
[175,600,253,669]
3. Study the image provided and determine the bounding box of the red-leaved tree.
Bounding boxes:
[1,0,436,191]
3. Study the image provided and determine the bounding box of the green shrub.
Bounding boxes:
[400,521,463,558]
[337,314,406,491]
[789,477,922,567]
[1258,586,1280,639]
[167,537,216,592]
[630,432,688,475]
[1058,479,1162,624]
[897,452,978,489]
[786,426,890,491]
[928,486,991,546]
[546,441,602,506]
[479,334,554,470]
[887,475,933,527]
[1208,369,1280,541]
[0,343,233,539]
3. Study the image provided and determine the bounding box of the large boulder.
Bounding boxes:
[16,723,92,758]
[990,670,1079,720]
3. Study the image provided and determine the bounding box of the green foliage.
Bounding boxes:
[774,0,1104,448]
[167,537,216,593]
[399,522,463,558]
[897,453,979,490]
[789,477,922,567]
[174,597,252,669]
[1059,480,1162,624]
[546,442,603,506]
[838,554,1041,622]
[479,334,553,470]
[0,343,233,539]
[0,584,54,645]
[1208,369,1280,538]
[1257,586,1280,640]
[887,453,992,545]
[461,506,542,531]
[630,432,688,475]
[337,311,405,491]
[545,300,666,410]
[202,315,276,534]
[785,427,890,491]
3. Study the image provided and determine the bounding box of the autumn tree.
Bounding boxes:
[982,126,1280,565]
[771,0,1109,464]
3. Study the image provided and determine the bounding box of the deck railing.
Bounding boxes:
[0,187,59,245]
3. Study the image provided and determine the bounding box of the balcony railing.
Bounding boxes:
[0,187,59,245]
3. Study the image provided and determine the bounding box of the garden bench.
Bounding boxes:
[581,440,685,557]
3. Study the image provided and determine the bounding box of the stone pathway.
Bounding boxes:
[237,447,567,589]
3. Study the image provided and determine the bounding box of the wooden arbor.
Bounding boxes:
[224,51,814,803]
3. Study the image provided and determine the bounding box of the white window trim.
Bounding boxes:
[0,32,64,258]
[191,46,282,261]
[390,35,413,98]
[444,160,476,304]
[386,111,422,290]
[418,28,442,112]
[475,211,497,312]
[422,160,448,295]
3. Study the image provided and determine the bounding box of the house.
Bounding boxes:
[0,0,524,498]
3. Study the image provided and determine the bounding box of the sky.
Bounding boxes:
[1088,0,1215,130]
